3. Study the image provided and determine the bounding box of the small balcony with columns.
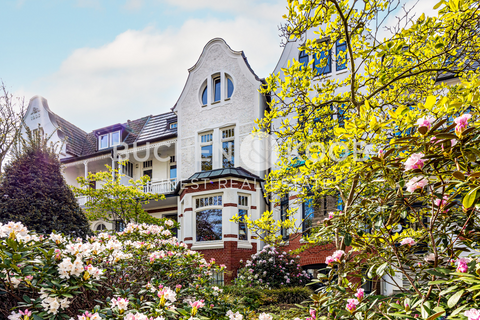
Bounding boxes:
[61,138,178,208]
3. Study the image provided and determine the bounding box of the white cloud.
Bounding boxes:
[29,16,284,131]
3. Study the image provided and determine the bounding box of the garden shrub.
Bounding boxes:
[224,286,312,309]
[0,220,236,320]
[235,245,310,289]
[0,129,90,238]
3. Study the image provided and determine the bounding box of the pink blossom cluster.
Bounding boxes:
[465,309,480,320]
[346,298,359,312]
[226,310,243,320]
[355,288,364,300]
[400,237,416,246]
[456,257,470,273]
[110,297,129,311]
[404,153,425,171]
[405,176,428,193]
[325,250,345,266]
[416,116,435,129]
[306,309,316,320]
[454,114,472,136]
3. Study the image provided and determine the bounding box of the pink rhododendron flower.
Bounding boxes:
[416,116,435,129]
[325,256,335,265]
[456,257,470,273]
[346,299,359,312]
[465,309,480,320]
[404,153,425,171]
[378,149,385,159]
[355,288,364,300]
[327,212,335,219]
[434,195,449,207]
[454,114,472,136]
[405,176,428,193]
[190,300,205,309]
[400,237,416,246]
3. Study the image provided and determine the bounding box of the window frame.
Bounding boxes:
[302,198,315,236]
[213,76,221,103]
[314,41,332,75]
[194,194,223,242]
[280,194,289,240]
[98,130,121,150]
[200,132,213,172]
[221,127,235,168]
[238,194,249,241]
[299,50,309,69]
[335,39,348,71]
[169,122,177,129]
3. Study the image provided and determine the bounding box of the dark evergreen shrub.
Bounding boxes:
[0,127,90,237]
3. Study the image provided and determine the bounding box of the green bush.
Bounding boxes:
[224,285,312,309]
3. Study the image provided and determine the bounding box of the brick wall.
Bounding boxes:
[283,233,336,267]
[189,241,257,284]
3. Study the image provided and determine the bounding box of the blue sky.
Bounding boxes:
[0,0,287,131]
[0,0,435,132]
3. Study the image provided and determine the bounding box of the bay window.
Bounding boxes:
[195,195,223,241]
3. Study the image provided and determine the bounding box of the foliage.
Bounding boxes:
[72,162,166,226]
[233,0,480,319]
[0,81,25,173]
[0,220,239,320]
[223,285,311,315]
[0,127,90,237]
[235,245,310,289]
[236,0,480,244]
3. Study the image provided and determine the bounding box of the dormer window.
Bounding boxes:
[200,73,234,106]
[98,130,121,150]
[170,122,177,129]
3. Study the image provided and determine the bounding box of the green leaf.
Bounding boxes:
[463,186,480,208]
[376,262,388,276]
[426,311,445,320]
[447,290,464,308]
[450,305,468,317]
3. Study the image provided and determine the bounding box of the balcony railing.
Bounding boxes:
[76,180,176,206]
[143,180,177,194]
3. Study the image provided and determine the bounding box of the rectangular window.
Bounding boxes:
[143,160,152,168]
[314,42,332,75]
[336,39,348,71]
[221,128,235,168]
[211,271,224,286]
[196,195,222,208]
[170,165,177,181]
[99,134,109,149]
[115,220,125,232]
[299,50,309,69]
[170,156,176,163]
[111,131,121,146]
[170,122,177,129]
[280,195,289,239]
[200,132,213,172]
[238,195,249,241]
[303,198,315,236]
[196,209,222,241]
[122,162,134,178]
[214,77,221,102]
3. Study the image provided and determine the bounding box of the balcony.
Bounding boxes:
[76,179,177,207]
[143,180,177,194]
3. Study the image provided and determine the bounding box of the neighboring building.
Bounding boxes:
[23,38,268,283]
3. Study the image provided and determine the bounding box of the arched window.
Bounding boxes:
[96,223,106,231]
[202,86,208,105]
[226,76,234,98]
[213,76,221,102]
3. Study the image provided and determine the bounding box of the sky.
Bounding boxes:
[0,0,287,131]
[0,0,437,132]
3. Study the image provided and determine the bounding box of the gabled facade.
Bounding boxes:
[23,38,268,283]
